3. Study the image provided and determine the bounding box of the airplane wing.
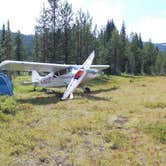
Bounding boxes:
[0,60,71,72]
[0,60,109,73]
[61,51,95,100]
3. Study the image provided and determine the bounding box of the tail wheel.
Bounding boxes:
[84,87,91,93]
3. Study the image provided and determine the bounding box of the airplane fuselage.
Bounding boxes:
[34,68,98,88]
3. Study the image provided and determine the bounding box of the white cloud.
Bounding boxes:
[0,0,47,34]
[68,0,166,43]
[133,15,166,43]
[68,0,87,11]
[90,1,123,30]
[0,0,165,43]
[68,0,123,30]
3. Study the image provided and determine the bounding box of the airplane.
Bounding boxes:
[0,51,109,100]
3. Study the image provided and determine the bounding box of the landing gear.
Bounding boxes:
[33,86,36,91]
[61,92,74,100]
[69,93,74,99]
[84,87,91,93]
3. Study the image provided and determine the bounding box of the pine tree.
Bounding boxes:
[94,27,108,65]
[33,32,41,62]
[35,4,50,62]
[143,40,157,74]
[105,19,116,41]
[0,24,6,61]
[108,29,122,74]
[127,33,143,74]
[48,0,60,62]
[120,21,127,72]
[60,1,73,63]
[14,30,25,61]
[5,20,13,60]
[74,10,94,64]
[154,52,162,74]
[0,21,13,61]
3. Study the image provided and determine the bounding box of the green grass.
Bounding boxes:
[141,122,166,144]
[0,75,166,165]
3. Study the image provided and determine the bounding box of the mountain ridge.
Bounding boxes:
[154,43,166,52]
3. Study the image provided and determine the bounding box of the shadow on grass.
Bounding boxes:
[83,94,111,101]
[73,87,117,101]
[90,86,119,95]
[17,92,62,105]
[17,86,116,104]
[87,75,110,86]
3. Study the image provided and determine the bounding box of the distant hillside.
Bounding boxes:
[154,43,166,52]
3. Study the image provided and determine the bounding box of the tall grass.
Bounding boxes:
[0,75,165,165]
[0,96,19,121]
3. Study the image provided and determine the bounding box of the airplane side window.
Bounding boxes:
[54,72,59,77]
[59,69,67,75]
[67,67,73,72]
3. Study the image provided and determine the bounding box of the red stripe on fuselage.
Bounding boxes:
[74,70,84,79]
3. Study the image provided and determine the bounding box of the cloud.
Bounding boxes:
[0,0,47,34]
[68,0,166,43]
[68,0,86,11]
[68,0,123,30]
[90,1,123,30]
[133,15,166,43]
[0,0,165,43]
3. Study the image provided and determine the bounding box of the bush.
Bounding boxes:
[0,96,19,115]
[0,111,9,121]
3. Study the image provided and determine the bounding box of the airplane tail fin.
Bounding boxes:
[32,70,41,83]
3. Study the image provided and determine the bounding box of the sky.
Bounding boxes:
[0,0,166,43]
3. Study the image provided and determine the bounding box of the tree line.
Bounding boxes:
[0,21,26,62]
[1,0,166,75]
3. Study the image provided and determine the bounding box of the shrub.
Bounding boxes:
[0,97,19,115]
[0,111,9,121]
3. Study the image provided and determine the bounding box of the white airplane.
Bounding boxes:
[0,51,109,100]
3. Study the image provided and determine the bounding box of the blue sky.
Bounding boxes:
[0,0,165,43]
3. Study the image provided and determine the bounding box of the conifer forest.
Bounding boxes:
[0,0,166,75]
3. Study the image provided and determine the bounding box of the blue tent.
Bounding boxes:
[0,73,13,96]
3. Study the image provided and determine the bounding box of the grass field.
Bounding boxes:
[0,75,166,165]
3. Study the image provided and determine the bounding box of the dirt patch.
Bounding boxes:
[108,115,129,128]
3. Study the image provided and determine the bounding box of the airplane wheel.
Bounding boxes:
[84,87,91,93]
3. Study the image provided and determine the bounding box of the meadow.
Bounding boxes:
[0,75,166,165]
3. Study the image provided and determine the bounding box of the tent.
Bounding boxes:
[0,73,13,96]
